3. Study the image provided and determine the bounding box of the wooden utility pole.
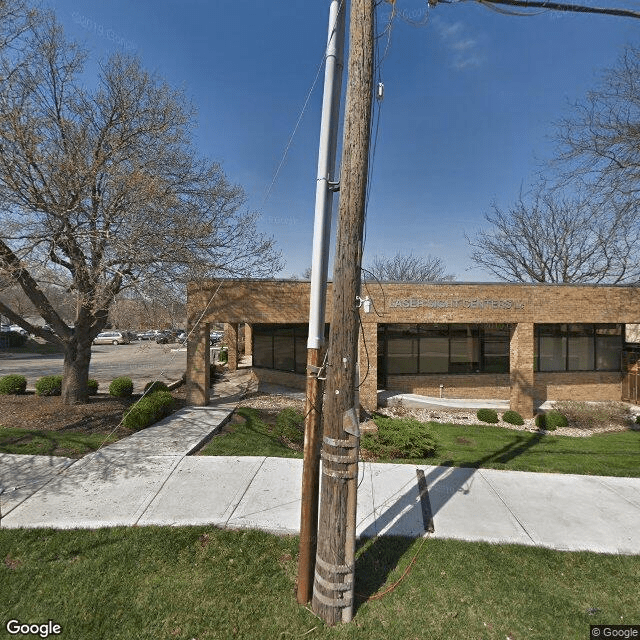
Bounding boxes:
[311,0,374,625]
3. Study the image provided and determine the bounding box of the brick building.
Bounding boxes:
[185,280,640,417]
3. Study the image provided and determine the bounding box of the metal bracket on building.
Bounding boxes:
[307,364,322,376]
[328,180,340,192]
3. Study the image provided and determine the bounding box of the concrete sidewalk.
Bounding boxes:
[2,399,640,554]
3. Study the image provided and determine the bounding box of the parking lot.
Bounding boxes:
[0,341,193,393]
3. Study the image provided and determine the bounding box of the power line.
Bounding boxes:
[262,0,347,208]
[453,0,640,18]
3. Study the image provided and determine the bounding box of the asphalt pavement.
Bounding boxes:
[0,341,191,392]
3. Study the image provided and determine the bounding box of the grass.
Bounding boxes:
[1,526,638,639]
[198,408,640,477]
[408,420,640,477]
[0,427,117,457]
[198,407,303,458]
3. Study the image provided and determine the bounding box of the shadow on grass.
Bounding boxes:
[0,428,112,457]
[354,535,416,608]
[351,427,548,605]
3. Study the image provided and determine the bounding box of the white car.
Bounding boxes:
[9,325,28,336]
[93,331,131,345]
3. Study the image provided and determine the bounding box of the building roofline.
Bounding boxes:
[187,278,639,288]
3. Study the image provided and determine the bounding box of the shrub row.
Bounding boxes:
[0,374,171,399]
[474,407,570,431]
[0,374,100,396]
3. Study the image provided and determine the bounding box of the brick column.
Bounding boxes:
[358,319,378,413]
[510,322,535,418]
[224,322,238,371]
[186,321,210,406]
[244,323,252,357]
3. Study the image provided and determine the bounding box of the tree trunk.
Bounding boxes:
[61,334,93,404]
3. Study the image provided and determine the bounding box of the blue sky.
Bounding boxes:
[46,0,638,281]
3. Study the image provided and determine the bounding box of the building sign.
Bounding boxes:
[388,298,525,310]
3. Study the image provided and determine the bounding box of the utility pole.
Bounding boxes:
[297,0,346,605]
[311,0,374,625]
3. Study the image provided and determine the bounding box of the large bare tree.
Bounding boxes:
[556,45,640,201]
[470,44,640,284]
[364,251,455,282]
[468,185,640,283]
[0,7,282,403]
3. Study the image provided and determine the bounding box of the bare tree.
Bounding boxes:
[556,45,640,202]
[468,185,640,283]
[470,45,640,284]
[0,8,282,403]
[364,251,455,282]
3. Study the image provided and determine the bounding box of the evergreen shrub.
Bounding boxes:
[35,375,63,396]
[0,374,27,395]
[477,408,499,424]
[122,391,174,431]
[502,410,524,426]
[535,411,568,431]
[362,416,437,459]
[143,380,169,395]
[109,377,133,398]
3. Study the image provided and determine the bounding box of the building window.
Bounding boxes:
[380,324,511,375]
[252,324,327,375]
[536,324,622,372]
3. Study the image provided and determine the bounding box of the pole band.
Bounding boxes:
[323,436,357,448]
[313,571,353,592]
[315,555,353,574]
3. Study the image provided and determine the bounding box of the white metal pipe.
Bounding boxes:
[307,0,346,350]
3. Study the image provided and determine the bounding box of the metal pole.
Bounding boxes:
[307,0,345,352]
[297,0,346,605]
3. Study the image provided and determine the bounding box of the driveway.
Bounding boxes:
[0,341,189,392]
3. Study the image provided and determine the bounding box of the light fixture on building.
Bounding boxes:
[356,296,372,313]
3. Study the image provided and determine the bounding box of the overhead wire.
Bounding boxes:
[262,0,347,208]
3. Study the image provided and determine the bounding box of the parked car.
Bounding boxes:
[155,332,172,344]
[210,331,223,345]
[137,330,157,340]
[9,325,28,336]
[93,330,131,345]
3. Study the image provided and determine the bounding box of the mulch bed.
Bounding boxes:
[0,387,188,438]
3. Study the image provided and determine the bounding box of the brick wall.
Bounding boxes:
[535,372,622,404]
[386,374,511,399]
[253,367,306,391]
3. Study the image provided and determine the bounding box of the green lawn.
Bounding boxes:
[403,420,640,477]
[199,408,640,477]
[198,407,303,458]
[0,427,117,457]
[1,526,638,639]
